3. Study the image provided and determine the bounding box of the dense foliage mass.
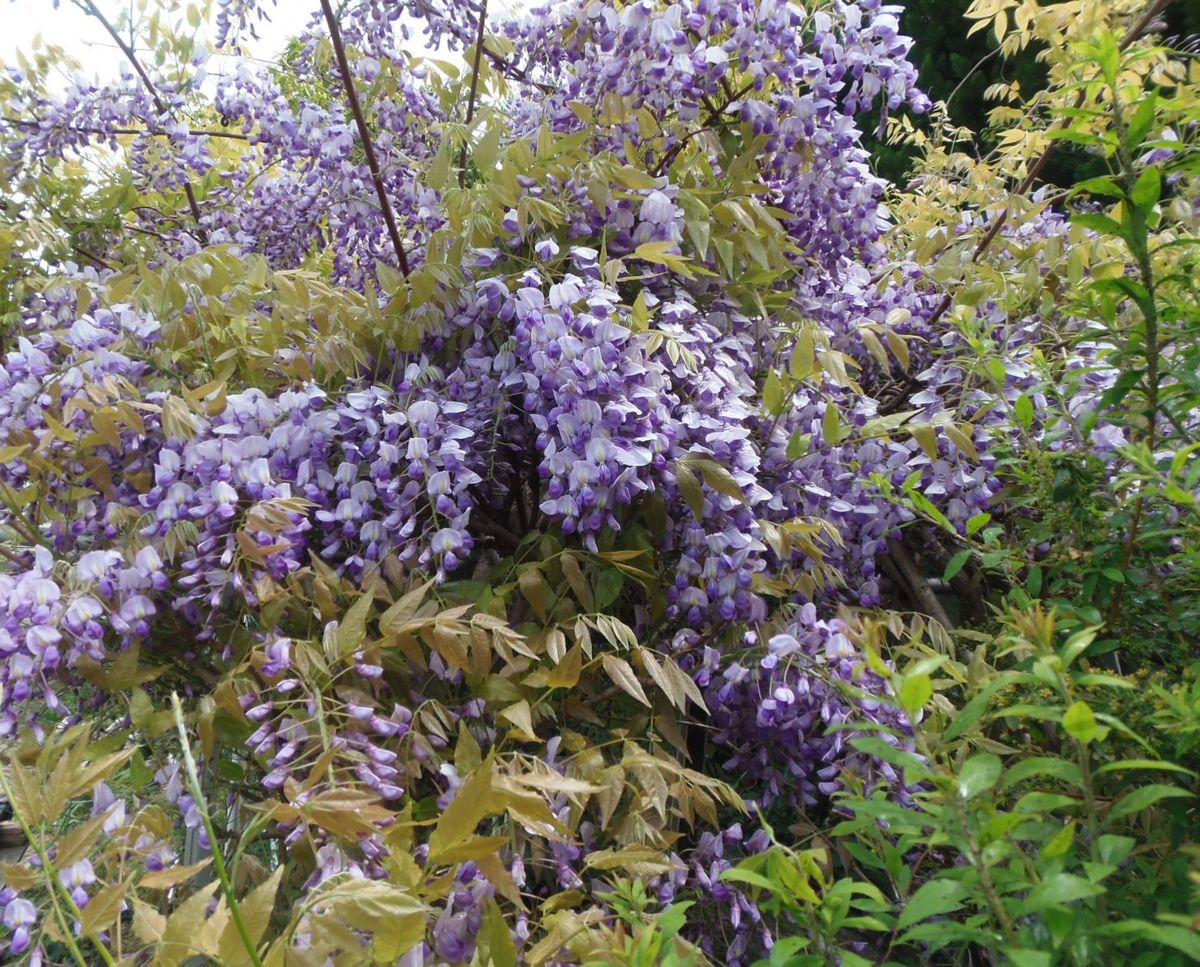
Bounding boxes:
[0,0,1196,964]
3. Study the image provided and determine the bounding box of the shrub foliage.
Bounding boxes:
[0,0,1196,964]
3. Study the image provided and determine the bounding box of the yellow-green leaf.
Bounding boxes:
[601,654,651,707]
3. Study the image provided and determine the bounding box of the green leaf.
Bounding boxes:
[1061,627,1098,667]
[429,758,502,860]
[1095,758,1197,778]
[897,878,971,930]
[1073,212,1126,239]
[1108,783,1193,821]
[822,401,846,445]
[944,675,1017,742]
[898,673,932,715]
[1020,873,1105,913]
[1151,925,1200,961]
[630,289,652,331]
[594,566,625,610]
[1126,90,1158,149]
[500,699,537,739]
[1063,701,1108,744]
[675,462,704,517]
[219,866,283,964]
[790,329,816,380]
[966,512,992,537]
[944,423,978,461]
[1015,791,1078,813]
[1040,821,1076,860]
[958,753,1002,799]
[944,549,972,582]
[379,579,433,635]
[764,370,786,416]
[910,422,939,460]
[685,455,748,506]
[1072,175,1125,198]
[518,567,551,622]
[1130,165,1161,211]
[477,899,518,967]
[786,430,811,460]
[601,653,652,707]
[1002,948,1054,967]
[613,166,661,190]
[719,867,779,892]
[325,881,427,960]
[1096,834,1136,866]
[632,240,692,274]
[1092,919,1200,960]
[1014,394,1035,429]
[1095,32,1120,88]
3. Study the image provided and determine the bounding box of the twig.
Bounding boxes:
[171,694,265,967]
[318,0,411,277]
[477,43,554,94]
[0,544,27,567]
[73,246,115,271]
[923,0,1174,332]
[2,116,251,142]
[472,512,522,552]
[459,0,489,189]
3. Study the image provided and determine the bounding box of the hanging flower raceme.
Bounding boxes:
[701,603,916,811]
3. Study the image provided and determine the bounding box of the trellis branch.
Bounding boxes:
[318,0,412,277]
[459,0,489,189]
[2,116,251,142]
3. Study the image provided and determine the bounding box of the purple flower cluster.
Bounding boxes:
[146,377,482,636]
[700,603,915,810]
[0,545,170,738]
[209,58,445,283]
[501,270,673,549]
[0,890,36,958]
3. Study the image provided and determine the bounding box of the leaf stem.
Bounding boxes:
[170,693,265,967]
[0,763,112,967]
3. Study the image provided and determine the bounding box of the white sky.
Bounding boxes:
[1,1,315,79]
[0,1,532,80]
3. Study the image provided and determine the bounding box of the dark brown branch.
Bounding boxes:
[318,0,411,277]
[885,538,955,629]
[2,116,250,142]
[650,84,740,177]
[459,0,489,189]
[73,246,114,271]
[0,544,28,567]
[77,0,209,243]
[471,512,522,552]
